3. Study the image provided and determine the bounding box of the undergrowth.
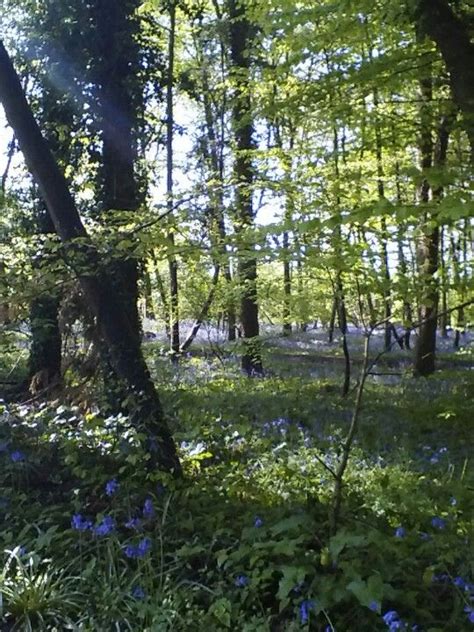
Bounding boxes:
[0,346,473,631]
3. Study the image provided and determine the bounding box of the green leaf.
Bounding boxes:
[329,530,368,560]
[277,565,307,602]
[209,597,232,628]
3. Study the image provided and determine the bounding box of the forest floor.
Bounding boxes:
[0,326,473,630]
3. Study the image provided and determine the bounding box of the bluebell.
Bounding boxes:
[452,576,466,589]
[131,585,146,599]
[105,478,119,496]
[465,606,474,624]
[382,611,400,625]
[94,515,115,536]
[299,599,315,624]
[71,514,93,531]
[125,517,142,530]
[143,498,154,519]
[234,574,249,587]
[137,537,152,556]
[430,516,446,530]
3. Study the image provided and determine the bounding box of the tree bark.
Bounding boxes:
[228,0,262,375]
[166,1,180,359]
[414,74,452,376]
[372,80,393,352]
[94,0,142,336]
[29,203,62,391]
[0,40,181,474]
[415,0,474,161]
[413,63,436,377]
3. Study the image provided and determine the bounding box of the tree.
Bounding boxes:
[414,0,474,160]
[228,0,262,375]
[0,40,181,474]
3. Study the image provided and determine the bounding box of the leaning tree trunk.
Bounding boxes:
[0,40,181,474]
[228,0,262,375]
[415,0,474,161]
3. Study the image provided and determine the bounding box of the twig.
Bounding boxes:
[330,334,370,534]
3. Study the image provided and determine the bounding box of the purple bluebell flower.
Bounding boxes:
[124,544,138,559]
[450,496,457,506]
[137,537,152,556]
[464,605,474,624]
[382,611,400,625]
[131,585,146,599]
[71,514,93,531]
[369,600,380,612]
[431,516,446,530]
[234,574,249,587]
[124,537,152,559]
[143,498,154,519]
[254,516,263,528]
[419,531,430,541]
[105,478,119,496]
[94,515,115,536]
[10,450,25,462]
[125,517,142,530]
[453,576,466,589]
[394,526,406,538]
[299,599,315,624]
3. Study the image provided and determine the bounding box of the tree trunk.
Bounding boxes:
[415,0,474,160]
[395,163,413,349]
[166,1,180,359]
[282,229,292,336]
[95,0,142,336]
[328,298,337,343]
[413,63,436,377]
[414,68,452,376]
[438,227,448,337]
[372,83,393,351]
[228,0,262,375]
[0,40,181,474]
[29,203,62,392]
[93,0,144,407]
